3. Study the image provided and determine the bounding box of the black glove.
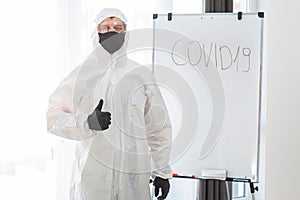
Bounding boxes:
[87,99,111,131]
[153,176,170,200]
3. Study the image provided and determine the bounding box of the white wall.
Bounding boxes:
[265,0,300,199]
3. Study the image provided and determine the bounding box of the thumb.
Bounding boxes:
[96,99,104,111]
[154,185,160,197]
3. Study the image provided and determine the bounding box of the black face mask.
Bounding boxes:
[98,31,125,54]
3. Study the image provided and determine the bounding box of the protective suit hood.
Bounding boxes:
[94,8,127,26]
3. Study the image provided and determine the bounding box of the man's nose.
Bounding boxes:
[107,26,117,32]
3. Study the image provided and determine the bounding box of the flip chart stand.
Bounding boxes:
[172,169,259,200]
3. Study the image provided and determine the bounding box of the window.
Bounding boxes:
[233,0,248,12]
[173,0,204,13]
[0,0,57,199]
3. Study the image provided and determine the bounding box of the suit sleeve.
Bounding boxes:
[144,80,173,179]
[46,67,97,141]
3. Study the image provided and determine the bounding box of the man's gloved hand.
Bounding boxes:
[153,176,170,200]
[87,99,111,131]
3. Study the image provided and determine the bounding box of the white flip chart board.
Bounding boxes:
[152,13,264,182]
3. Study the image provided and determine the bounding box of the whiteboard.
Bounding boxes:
[152,13,264,182]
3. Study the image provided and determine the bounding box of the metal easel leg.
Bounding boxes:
[249,182,258,200]
[225,181,231,200]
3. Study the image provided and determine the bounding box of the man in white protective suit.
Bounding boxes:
[46,8,172,200]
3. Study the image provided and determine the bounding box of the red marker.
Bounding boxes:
[172,173,197,179]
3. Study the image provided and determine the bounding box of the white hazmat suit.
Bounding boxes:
[47,8,172,200]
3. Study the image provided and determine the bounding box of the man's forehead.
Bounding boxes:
[100,17,124,25]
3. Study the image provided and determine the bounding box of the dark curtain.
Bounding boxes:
[199,179,232,200]
[202,3,233,199]
[205,0,233,12]
[199,1,234,199]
